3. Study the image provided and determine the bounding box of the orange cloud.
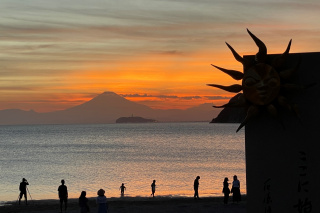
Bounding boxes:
[56,49,241,110]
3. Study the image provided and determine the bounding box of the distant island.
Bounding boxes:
[116,116,157,123]
[0,92,222,125]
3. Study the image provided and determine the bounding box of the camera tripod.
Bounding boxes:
[17,187,33,205]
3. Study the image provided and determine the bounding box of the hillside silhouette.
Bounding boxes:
[0,92,222,125]
[210,94,246,123]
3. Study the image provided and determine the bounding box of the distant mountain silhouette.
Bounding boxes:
[0,91,222,125]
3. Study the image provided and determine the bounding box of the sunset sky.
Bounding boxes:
[1,0,320,112]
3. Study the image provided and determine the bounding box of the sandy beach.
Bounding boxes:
[1,196,246,213]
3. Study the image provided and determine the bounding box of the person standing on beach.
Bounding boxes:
[119,183,126,196]
[58,179,68,213]
[151,180,156,197]
[231,175,241,203]
[19,178,29,205]
[222,177,230,204]
[97,189,108,213]
[79,191,90,213]
[194,176,200,199]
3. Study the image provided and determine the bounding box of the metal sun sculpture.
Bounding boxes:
[208,29,305,132]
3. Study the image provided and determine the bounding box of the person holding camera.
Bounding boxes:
[19,178,29,205]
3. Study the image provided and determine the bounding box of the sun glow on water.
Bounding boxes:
[0,123,245,202]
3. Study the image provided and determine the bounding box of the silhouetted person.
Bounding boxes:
[97,189,108,213]
[222,177,230,204]
[194,176,200,199]
[79,191,90,213]
[58,179,68,213]
[151,180,156,197]
[119,183,126,196]
[231,175,241,203]
[19,178,29,205]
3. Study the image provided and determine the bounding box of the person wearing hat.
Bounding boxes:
[19,178,29,205]
[96,189,108,213]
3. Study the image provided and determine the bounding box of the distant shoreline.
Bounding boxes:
[1,194,247,204]
[1,195,247,213]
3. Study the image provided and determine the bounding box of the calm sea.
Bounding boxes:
[0,123,245,202]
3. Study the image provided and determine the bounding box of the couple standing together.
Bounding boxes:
[223,175,241,204]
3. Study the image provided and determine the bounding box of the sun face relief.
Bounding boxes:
[243,63,281,106]
[207,29,303,132]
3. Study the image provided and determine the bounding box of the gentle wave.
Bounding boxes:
[0,123,245,202]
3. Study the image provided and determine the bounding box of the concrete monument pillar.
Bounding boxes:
[207,29,320,212]
[245,52,320,213]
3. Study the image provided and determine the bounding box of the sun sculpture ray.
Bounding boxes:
[208,29,307,132]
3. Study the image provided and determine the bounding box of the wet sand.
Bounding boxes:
[0,196,246,213]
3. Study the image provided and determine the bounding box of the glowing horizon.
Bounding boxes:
[1,0,320,112]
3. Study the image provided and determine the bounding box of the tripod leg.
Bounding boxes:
[26,187,33,204]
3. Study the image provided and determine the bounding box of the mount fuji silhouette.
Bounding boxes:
[0,92,222,125]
